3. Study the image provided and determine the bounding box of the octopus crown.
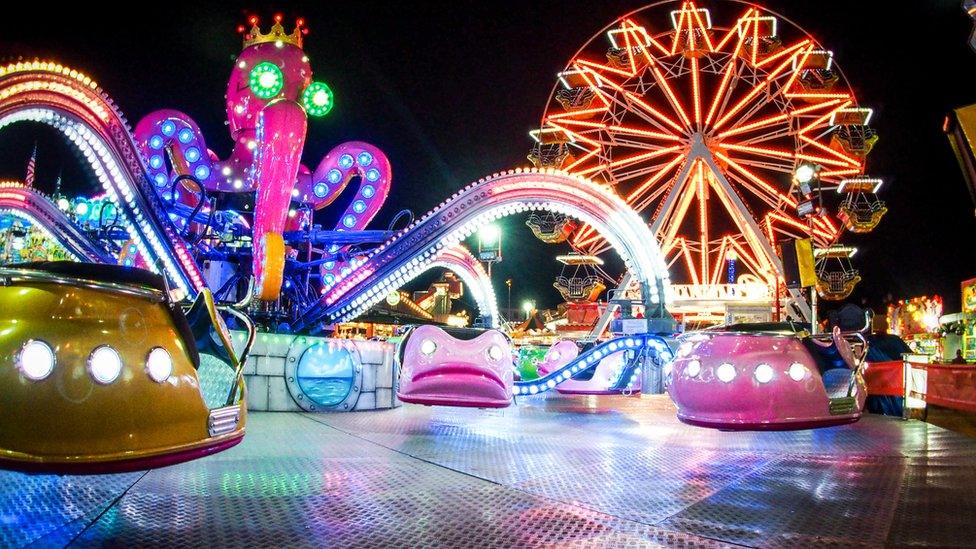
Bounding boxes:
[240,15,306,50]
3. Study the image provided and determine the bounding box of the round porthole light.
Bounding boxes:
[18,340,55,381]
[685,359,701,378]
[419,339,437,356]
[145,347,173,383]
[89,346,123,384]
[487,344,505,361]
[789,362,807,382]
[754,363,774,384]
[302,81,334,117]
[716,362,737,383]
[248,62,284,99]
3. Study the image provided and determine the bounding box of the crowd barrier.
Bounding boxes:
[864,358,976,416]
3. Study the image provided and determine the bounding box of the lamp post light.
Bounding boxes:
[793,163,821,334]
[477,224,502,277]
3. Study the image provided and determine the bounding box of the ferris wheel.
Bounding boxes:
[528,1,885,315]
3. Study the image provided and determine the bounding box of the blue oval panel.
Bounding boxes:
[296,344,356,407]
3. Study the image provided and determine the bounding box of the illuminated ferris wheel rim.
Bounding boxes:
[540,0,860,112]
[531,0,883,311]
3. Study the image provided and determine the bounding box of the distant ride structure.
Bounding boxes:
[530,0,885,325]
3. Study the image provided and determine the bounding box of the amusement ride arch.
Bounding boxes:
[294,168,675,333]
[0,61,206,294]
[0,181,112,263]
[425,245,501,328]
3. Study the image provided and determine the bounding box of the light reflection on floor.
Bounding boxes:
[3,394,976,547]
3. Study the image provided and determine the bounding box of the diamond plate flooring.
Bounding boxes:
[3,394,975,547]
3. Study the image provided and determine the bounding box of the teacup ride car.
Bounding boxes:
[668,323,868,431]
[0,261,255,474]
[396,325,514,408]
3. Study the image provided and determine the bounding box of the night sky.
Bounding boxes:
[1,1,975,315]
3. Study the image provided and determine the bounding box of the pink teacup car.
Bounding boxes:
[537,340,640,394]
[668,325,867,430]
[396,325,514,408]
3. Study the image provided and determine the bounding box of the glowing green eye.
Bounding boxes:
[248,62,284,99]
[302,81,334,117]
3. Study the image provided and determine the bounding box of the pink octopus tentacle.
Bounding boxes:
[252,99,307,299]
[292,141,392,287]
[134,110,220,197]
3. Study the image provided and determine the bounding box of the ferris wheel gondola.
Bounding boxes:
[553,254,607,303]
[815,245,861,301]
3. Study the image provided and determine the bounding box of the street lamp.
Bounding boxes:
[522,300,535,320]
[479,224,500,246]
[792,163,821,333]
[477,224,502,276]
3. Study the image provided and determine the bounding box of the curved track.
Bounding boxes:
[426,245,500,328]
[0,181,112,263]
[294,168,672,332]
[514,335,671,395]
[0,61,205,294]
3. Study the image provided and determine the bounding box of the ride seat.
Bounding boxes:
[802,330,859,398]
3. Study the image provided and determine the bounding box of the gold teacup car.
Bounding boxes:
[0,262,254,474]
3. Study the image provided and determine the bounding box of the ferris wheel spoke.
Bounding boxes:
[670,6,689,55]
[723,170,791,211]
[626,154,686,205]
[605,137,682,152]
[678,238,702,286]
[708,237,730,285]
[724,70,795,130]
[627,45,693,131]
[718,43,813,132]
[605,124,683,142]
[704,46,744,127]
[660,169,700,250]
[734,129,796,147]
[767,210,834,243]
[713,150,797,208]
[632,173,682,212]
[592,72,687,134]
[798,99,853,135]
[712,40,811,131]
[798,134,863,169]
[614,155,684,186]
[727,156,796,174]
[606,145,684,170]
[720,142,855,170]
[718,98,845,142]
[621,19,672,57]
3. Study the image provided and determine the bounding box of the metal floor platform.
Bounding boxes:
[3,395,976,548]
